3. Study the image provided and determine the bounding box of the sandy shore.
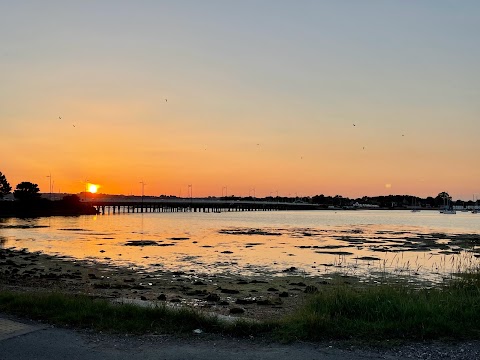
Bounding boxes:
[0,247,332,321]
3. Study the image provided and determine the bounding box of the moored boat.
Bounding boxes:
[439,192,456,214]
[440,208,456,214]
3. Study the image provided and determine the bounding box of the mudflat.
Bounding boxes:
[3,247,480,360]
[0,247,328,320]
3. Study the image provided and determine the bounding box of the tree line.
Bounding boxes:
[219,192,462,209]
[0,172,41,201]
[0,171,97,216]
[1,170,468,209]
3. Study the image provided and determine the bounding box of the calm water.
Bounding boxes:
[1,210,479,283]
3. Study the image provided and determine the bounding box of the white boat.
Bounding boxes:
[440,209,456,214]
[411,197,421,212]
[472,195,478,213]
[439,192,456,214]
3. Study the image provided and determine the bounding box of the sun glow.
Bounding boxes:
[88,184,99,193]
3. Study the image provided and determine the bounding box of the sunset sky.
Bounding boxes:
[1,1,479,199]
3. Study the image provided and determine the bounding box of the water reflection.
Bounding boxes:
[1,211,479,285]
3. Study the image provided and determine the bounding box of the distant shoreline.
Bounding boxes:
[0,201,469,219]
[0,199,98,218]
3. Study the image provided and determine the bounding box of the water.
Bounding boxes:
[1,210,479,283]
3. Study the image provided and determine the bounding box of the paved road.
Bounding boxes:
[1,315,480,360]
[0,328,380,360]
[0,315,387,360]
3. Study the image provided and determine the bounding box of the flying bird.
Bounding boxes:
[58,116,62,119]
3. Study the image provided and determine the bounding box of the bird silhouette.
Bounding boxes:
[58,116,62,120]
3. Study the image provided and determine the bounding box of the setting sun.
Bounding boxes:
[88,184,99,194]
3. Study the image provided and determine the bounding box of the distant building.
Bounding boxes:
[353,202,380,209]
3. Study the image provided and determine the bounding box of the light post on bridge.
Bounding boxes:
[140,181,146,212]
[188,184,193,210]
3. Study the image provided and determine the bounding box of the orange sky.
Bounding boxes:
[1,2,479,200]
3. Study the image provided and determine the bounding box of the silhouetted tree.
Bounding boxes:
[0,171,12,199]
[13,181,41,201]
[312,194,326,204]
[435,192,451,207]
[454,199,464,206]
[425,196,435,207]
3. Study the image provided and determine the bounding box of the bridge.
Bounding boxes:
[87,198,319,215]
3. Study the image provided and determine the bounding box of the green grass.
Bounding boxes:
[276,273,480,341]
[1,273,480,341]
[0,292,272,336]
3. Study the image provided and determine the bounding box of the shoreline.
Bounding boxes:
[3,246,480,358]
[0,247,326,321]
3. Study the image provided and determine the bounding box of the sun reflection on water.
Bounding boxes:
[0,211,479,285]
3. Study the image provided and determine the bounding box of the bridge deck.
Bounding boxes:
[87,199,318,214]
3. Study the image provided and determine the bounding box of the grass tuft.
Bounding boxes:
[275,273,480,341]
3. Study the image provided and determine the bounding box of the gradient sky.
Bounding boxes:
[1,1,479,199]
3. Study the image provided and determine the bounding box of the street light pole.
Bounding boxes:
[46,173,52,200]
[188,184,193,209]
[84,179,89,202]
[140,181,146,212]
